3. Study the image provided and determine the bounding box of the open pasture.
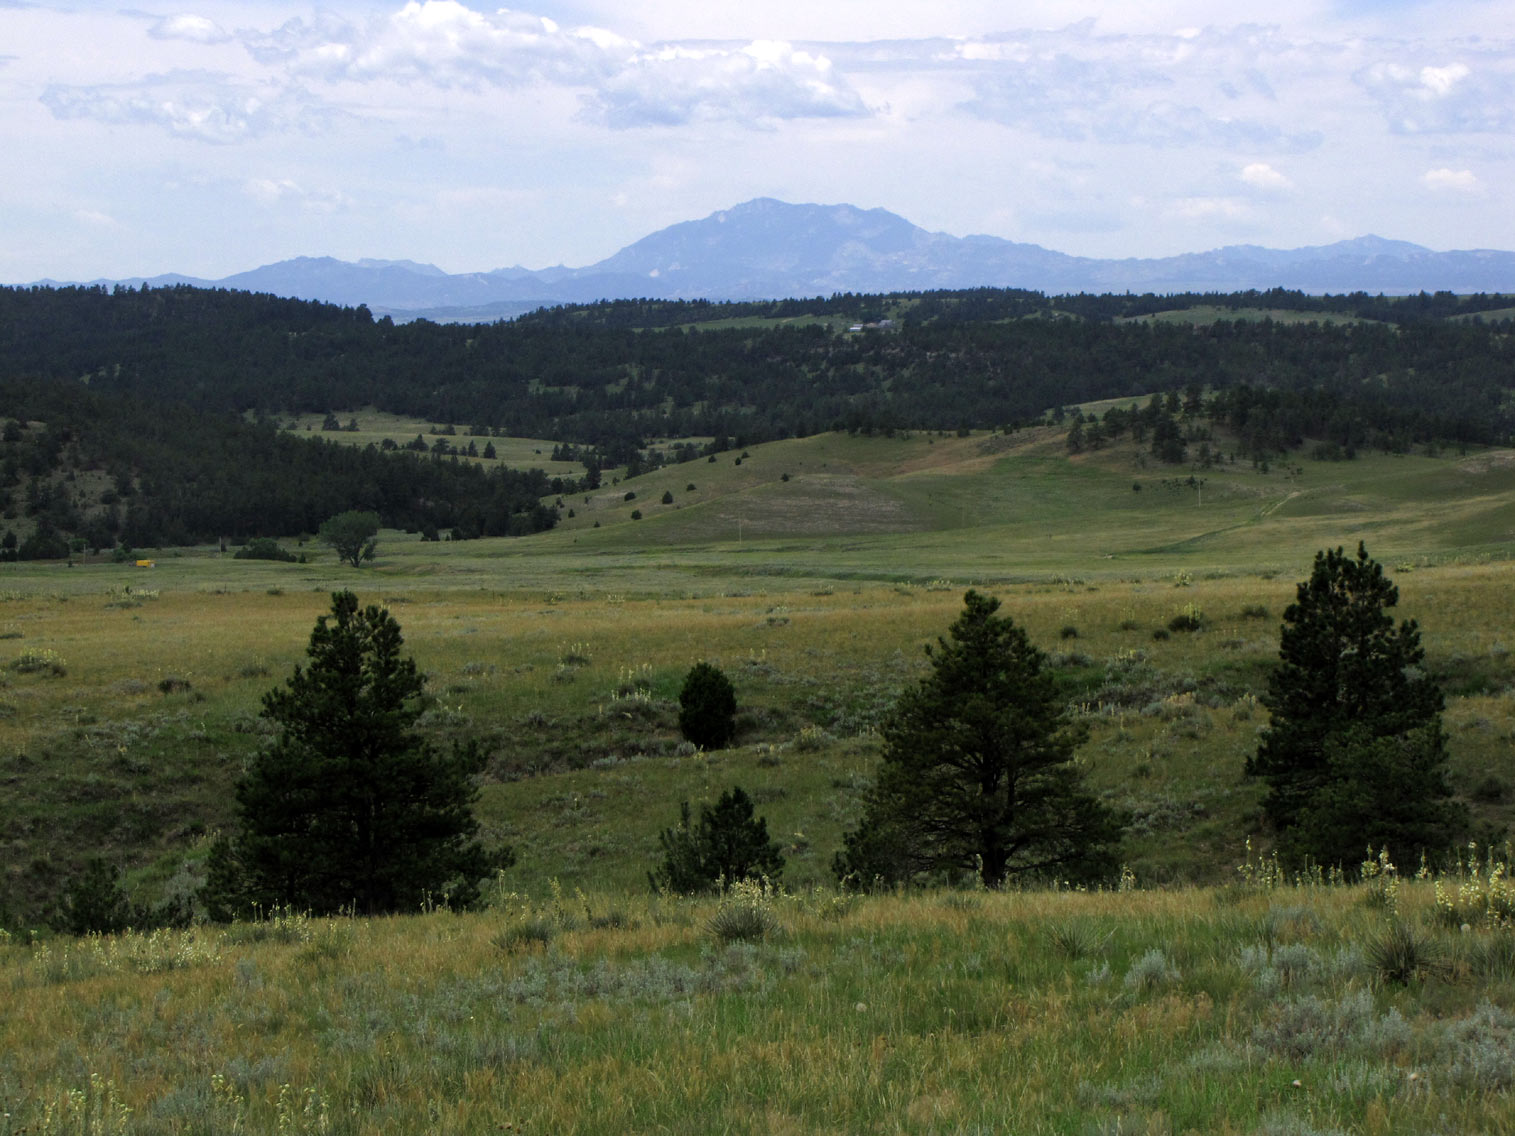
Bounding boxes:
[4,429,1515,1134]
[3,428,1515,908]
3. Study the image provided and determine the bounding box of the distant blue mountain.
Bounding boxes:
[30,199,1515,318]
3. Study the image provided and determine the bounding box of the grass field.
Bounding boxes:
[4,425,1515,1131]
[5,869,1515,1134]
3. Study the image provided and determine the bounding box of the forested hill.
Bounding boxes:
[2,283,1513,555]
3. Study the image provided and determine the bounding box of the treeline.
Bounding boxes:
[0,377,557,556]
[4,283,1512,452]
[3,282,1514,553]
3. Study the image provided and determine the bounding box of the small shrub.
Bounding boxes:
[1167,612,1203,633]
[630,509,643,520]
[56,858,134,935]
[1151,628,1170,641]
[494,916,554,953]
[1367,921,1444,986]
[158,675,193,695]
[233,538,296,562]
[11,648,65,676]
[792,724,835,752]
[623,491,636,501]
[1046,921,1105,960]
[661,490,674,504]
[1252,989,1376,1059]
[1442,1001,1515,1090]
[1240,604,1271,620]
[708,901,776,944]
[1471,775,1506,804]
[1059,625,1079,640]
[1475,933,1515,979]
[1123,948,1180,992]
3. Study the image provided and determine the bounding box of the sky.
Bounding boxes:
[3,0,1513,281]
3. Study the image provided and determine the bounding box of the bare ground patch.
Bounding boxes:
[708,475,922,536]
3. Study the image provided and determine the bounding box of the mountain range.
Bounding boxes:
[35,198,1515,320]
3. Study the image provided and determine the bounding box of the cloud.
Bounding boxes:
[244,1,627,88]
[148,14,232,45]
[584,41,869,128]
[956,25,1321,151]
[245,178,351,212]
[39,74,344,144]
[1240,161,1292,189]
[1354,56,1515,133]
[238,3,869,128]
[1421,167,1482,193]
[1166,196,1252,220]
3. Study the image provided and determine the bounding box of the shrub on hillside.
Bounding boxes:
[678,662,737,749]
[649,786,784,894]
[233,538,297,562]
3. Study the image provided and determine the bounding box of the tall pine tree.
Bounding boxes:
[203,591,507,917]
[1248,544,1462,865]
[835,590,1121,888]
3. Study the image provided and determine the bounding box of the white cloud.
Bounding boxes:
[1354,55,1515,133]
[1421,167,1482,193]
[244,1,627,88]
[1166,195,1252,220]
[235,2,868,128]
[955,25,1323,151]
[73,209,119,228]
[585,41,868,128]
[1240,161,1292,189]
[148,14,232,45]
[39,74,348,145]
[245,178,351,212]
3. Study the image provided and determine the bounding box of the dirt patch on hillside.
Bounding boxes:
[1456,450,1515,475]
[709,475,922,535]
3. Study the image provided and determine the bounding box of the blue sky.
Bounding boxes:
[3,0,1512,280]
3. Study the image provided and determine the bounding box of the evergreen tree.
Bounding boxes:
[1248,544,1461,864]
[649,786,784,893]
[202,591,507,917]
[835,590,1121,889]
[678,662,737,750]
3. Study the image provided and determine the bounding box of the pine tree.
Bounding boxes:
[1248,544,1461,864]
[649,786,784,893]
[678,662,737,750]
[835,590,1121,888]
[203,591,507,917]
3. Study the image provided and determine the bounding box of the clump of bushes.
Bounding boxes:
[233,538,297,562]
[11,648,65,676]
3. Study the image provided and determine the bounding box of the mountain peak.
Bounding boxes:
[26,201,1515,314]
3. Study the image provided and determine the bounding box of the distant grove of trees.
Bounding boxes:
[1,282,1512,554]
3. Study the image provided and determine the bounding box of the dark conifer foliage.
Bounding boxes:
[3,283,1512,553]
[835,590,1122,889]
[203,592,507,917]
[678,662,738,750]
[1248,544,1464,865]
[648,787,784,893]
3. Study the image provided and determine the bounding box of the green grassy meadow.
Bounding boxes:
[4,427,1515,1132]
